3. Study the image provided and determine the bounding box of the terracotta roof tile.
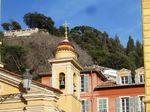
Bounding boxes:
[95,82,144,90]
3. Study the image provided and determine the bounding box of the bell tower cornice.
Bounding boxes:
[49,57,83,71]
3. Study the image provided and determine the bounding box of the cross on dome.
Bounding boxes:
[63,21,69,40]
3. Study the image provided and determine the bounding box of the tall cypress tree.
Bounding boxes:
[136,40,143,57]
[135,40,144,67]
[126,36,135,55]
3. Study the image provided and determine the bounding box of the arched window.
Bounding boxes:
[73,73,76,92]
[59,73,65,89]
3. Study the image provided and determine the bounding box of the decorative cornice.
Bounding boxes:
[49,57,83,70]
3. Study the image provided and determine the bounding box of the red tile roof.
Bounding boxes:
[95,82,144,90]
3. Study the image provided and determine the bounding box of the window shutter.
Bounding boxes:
[130,97,134,112]
[85,100,89,112]
[134,96,140,112]
[88,100,91,112]
[128,74,132,84]
[116,97,120,112]
[116,76,120,84]
[84,75,88,92]
[135,75,139,84]
[98,99,103,112]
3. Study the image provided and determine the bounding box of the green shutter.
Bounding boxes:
[84,75,88,92]
[85,100,89,111]
[134,96,140,112]
[135,75,139,84]
[98,99,102,112]
[98,99,105,112]
[130,97,134,112]
[116,97,120,112]
[128,74,132,84]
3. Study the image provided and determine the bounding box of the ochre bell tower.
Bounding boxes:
[49,22,82,112]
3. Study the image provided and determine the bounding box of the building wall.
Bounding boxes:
[94,87,144,112]
[41,76,51,86]
[80,71,145,112]
[4,28,39,37]
[0,71,60,112]
[80,72,106,112]
[58,95,81,112]
[142,0,150,111]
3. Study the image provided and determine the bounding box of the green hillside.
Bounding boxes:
[0,12,143,77]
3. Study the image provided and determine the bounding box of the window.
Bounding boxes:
[81,100,89,112]
[139,75,144,83]
[121,97,129,112]
[121,76,128,84]
[59,73,65,89]
[81,75,88,92]
[73,73,76,93]
[97,98,108,112]
[139,96,145,112]
[117,96,145,112]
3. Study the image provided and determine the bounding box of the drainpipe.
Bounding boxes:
[90,70,93,112]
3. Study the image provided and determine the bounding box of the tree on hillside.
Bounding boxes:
[3,45,25,74]
[1,22,11,31]
[0,31,4,41]
[104,52,135,70]
[108,35,124,53]
[101,32,110,50]
[136,40,143,57]
[126,36,135,55]
[10,20,22,30]
[23,12,56,34]
[0,31,4,38]
[135,40,144,67]
[1,21,21,31]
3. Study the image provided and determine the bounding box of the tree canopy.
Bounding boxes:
[70,26,143,70]
[1,20,21,31]
[23,12,56,34]
[1,22,11,31]
[10,20,22,30]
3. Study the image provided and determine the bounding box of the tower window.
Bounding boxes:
[59,73,65,89]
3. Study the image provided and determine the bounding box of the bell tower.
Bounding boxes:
[49,22,82,112]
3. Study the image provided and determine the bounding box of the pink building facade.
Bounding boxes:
[39,68,145,112]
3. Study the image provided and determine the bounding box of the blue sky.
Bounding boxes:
[0,0,142,46]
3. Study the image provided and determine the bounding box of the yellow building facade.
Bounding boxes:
[0,67,62,112]
[142,0,150,111]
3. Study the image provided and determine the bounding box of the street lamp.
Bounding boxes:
[23,69,33,91]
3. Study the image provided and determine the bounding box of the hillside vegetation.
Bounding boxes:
[70,26,143,71]
[2,32,93,78]
[0,12,143,77]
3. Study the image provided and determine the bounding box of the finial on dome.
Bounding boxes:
[63,21,69,40]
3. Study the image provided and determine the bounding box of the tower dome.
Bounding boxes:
[55,39,78,60]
